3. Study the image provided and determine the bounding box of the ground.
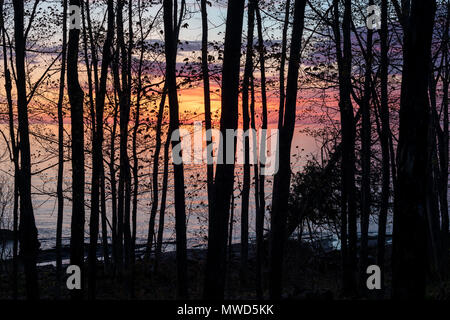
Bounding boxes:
[1,241,449,299]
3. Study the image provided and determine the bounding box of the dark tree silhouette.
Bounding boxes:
[13,0,40,300]
[359,0,374,290]
[55,0,68,298]
[163,0,188,299]
[1,0,19,299]
[255,0,268,299]
[117,0,133,276]
[147,88,167,258]
[240,0,255,287]
[201,0,214,249]
[204,0,245,300]
[376,0,391,291]
[88,0,114,299]
[392,0,436,299]
[269,0,307,300]
[155,126,171,272]
[278,0,291,129]
[67,0,86,298]
[332,0,357,295]
[438,1,449,273]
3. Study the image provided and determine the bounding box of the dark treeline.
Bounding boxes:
[0,0,448,300]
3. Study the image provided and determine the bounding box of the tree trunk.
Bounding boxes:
[359,0,373,291]
[88,0,114,299]
[13,0,40,300]
[147,90,167,257]
[278,0,291,129]
[204,0,245,300]
[255,0,268,299]
[55,0,68,298]
[155,130,171,272]
[117,0,132,274]
[100,164,109,268]
[240,0,255,287]
[269,0,307,300]
[392,0,436,299]
[332,0,357,295]
[228,191,235,265]
[67,0,86,298]
[1,0,19,299]
[109,88,119,270]
[440,1,449,276]
[201,0,214,256]
[163,0,188,299]
[376,0,390,293]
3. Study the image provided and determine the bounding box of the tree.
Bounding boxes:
[438,1,449,274]
[392,0,436,299]
[163,0,188,299]
[376,0,391,291]
[1,0,19,299]
[269,0,307,300]
[240,0,255,287]
[13,0,40,300]
[201,0,214,255]
[116,0,133,277]
[278,0,291,129]
[88,0,115,299]
[359,0,374,290]
[332,0,357,295]
[67,0,86,298]
[147,89,167,258]
[155,127,171,272]
[56,0,68,297]
[204,0,246,300]
[255,0,268,298]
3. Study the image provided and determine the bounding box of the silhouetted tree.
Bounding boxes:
[332,0,357,295]
[201,0,214,247]
[163,0,188,299]
[255,0,268,298]
[392,0,436,299]
[67,0,86,298]
[1,0,19,299]
[13,0,40,300]
[88,0,114,299]
[269,0,307,300]
[204,0,245,300]
[55,0,68,298]
[240,0,255,287]
[359,0,374,290]
[376,0,391,291]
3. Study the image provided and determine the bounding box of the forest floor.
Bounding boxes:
[1,240,450,299]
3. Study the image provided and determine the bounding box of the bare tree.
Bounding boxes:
[204,0,246,300]
[255,0,268,299]
[163,0,188,299]
[269,0,307,300]
[67,0,86,298]
[13,0,40,299]
[240,0,255,287]
[55,0,68,297]
[332,0,357,295]
[359,0,374,290]
[155,129,171,272]
[88,0,115,299]
[0,0,19,299]
[278,0,291,129]
[376,0,390,291]
[201,0,214,247]
[147,89,167,257]
[392,0,436,299]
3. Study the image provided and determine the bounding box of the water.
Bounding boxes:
[0,123,320,257]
